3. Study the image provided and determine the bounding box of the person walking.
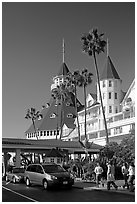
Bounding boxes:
[128,162,135,192]
[94,162,104,187]
[107,160,118,190]
[121,162,129,189]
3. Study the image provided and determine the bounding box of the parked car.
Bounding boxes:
[24,163,74,190]
[6,167,25,183]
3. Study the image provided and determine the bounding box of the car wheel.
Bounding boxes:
[43,180,49,190]
[26,178,31,186]
[12,177,16,184]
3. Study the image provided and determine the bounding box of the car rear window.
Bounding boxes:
[42,165,66,173]
[13,168,25,173]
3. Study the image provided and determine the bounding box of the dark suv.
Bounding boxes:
[25,163,74,190]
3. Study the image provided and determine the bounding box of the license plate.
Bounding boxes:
[63,181,68,184]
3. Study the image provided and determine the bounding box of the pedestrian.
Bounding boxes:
[121,162,129,189]
[72,163,78,178]
[128,162,135,192]
[94,162,104,187]
[107,160,118,190]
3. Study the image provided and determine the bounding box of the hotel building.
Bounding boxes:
[25,54,135,146]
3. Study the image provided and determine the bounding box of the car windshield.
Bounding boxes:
[13,168,25,173]
[42,164,66,173]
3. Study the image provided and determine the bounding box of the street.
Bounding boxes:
[2,181,135,202]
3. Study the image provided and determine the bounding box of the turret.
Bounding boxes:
[51,39,70,91]
[97,55,122,118]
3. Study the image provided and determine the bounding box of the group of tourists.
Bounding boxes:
[94,160,135,192]
[64,157,135,192]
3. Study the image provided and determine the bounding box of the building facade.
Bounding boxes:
[63,56,135,145]
[25,55,135,146]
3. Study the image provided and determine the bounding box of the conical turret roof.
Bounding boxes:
[57,62,70,76]
[100,56,121,80]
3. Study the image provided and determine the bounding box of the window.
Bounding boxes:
[88,100,92,107]
[36,165,43,174]
[119,127,122,133]
[30,165,37,172]
[67,113,73,118]
[109,106,112,113]
[66,102,70,106]
[109,80,112,87]
[57,130,59,135]
[115,93,117,99]
[103,81,105,87]
[108,129,111,135]
[50,158,54,163]
[50,113,56,118]
[115,106,118,113]
[50,131,53,136]
[40,131,43,136]
[47,131,49,136]
[109,92,111,99]
[57,158,61,163]
[46,103,50,108]
[44,131,46,136]
[54,130,56,135]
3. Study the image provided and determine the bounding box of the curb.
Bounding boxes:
[73,185,135,196]
[83,186,135,195]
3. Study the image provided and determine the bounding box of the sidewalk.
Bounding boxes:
[73,179,135,196]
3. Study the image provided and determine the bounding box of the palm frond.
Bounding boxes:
[81,28,106,55]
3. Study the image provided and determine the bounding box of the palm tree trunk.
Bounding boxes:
[74,85,81,142]
[93,51,109,145]
[56,100,59,140]
[3,152,8,180]
[84,84,87,141]
[60,96,63,139]
[32,119,38,140]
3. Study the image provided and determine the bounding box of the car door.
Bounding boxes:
[35,165,44,185]
[28,165,37,184]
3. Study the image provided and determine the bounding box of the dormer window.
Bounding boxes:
[38,115,43,120]
[66,102,70,106]
[46,103,50,108]
[55,102,61,106]
[67,113,73,118]
[50,113,56,118]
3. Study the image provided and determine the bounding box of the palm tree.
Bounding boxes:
[25,107,43,140]
[78,68,93,145]
[51,83,71,139]
[65,70,82,142]
[81,28,109,145]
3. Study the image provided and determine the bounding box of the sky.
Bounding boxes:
[2,2,135,139]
